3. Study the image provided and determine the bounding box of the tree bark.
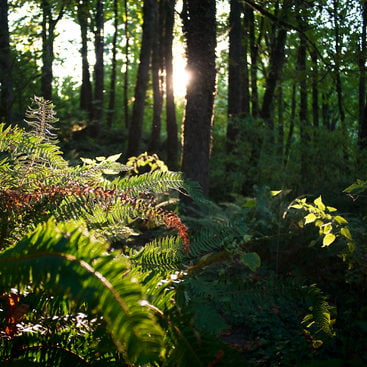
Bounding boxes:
[310,48,319,128]
[181,0,216,195]
[149,0,163,153]
[91,0,104,135]
[164,0,178,169]
[260,25,287,129]
[226,0,245,152]
[77,0,93,118]
[0,0,13,122]
[123,0,130,128]
[40,0,66,100]
[126,0,156,158]
[358,0,367,148]
[106,0,118,127]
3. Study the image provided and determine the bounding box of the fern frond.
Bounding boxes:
[130,236,184,272]
[113,170,186,196]
[0,219,164,364]
[24,96,59,143]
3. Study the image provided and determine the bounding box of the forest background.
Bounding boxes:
[1,0,367,365]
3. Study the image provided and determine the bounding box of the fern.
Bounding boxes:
[0,219,164,364]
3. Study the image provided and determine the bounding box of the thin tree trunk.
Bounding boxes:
[284,83,296,163]
[126,0,156,158]
[164,0,178,169]
[277,84,284,158]
[40,0,65,100]
[77,0,93,118]
[123,0,130,128]
[149,0,163,153]
[92,0,104,135]
[260,26,287,129]
[0,0,13,122]
[358,0,367,148]
[106,0,118,127]
[249,9,262,118]
[310,48,319,128]
[226,0,245,152]
[181,0,216,196]
[332,0,345,131]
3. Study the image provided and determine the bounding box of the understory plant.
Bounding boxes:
[2,97,365,366]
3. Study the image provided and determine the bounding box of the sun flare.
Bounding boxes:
[172,57,191,99]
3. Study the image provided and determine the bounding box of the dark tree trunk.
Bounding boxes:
[310,48,319,128]
[149,0,163,153]
[358,0,367,148]
[332,0,345,131]
[181,0,216,195]
[123,0,130,128]
[40,0,65,100]
[106,0,118,127]
[260,26,287,129]
[164,0,178,169]
[297,33,309,178]
[284,83,296,164]
[92,0,104,135]
[0,0,13,122]
[277,84,284,158]
[249,8,262,118]
[226,0,245,152]
[77,0,93,118]
[126,0,156,158]
[241,4,250,117]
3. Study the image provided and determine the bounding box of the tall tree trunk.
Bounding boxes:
[310,48,319,128]
[332,0,345,131]
[358,0,367,148]
[77,0,93,118]
[241,4,250,117]
[284,83,296,163]
[149,0,163,153]
[297,33,309,179]
[249,9,262,118]
[164,0,178,169]
[40,0,65,100]
[0,0,13,122]
[277,84,284,158]
[226,0,245,152]
[126,0,156,158]
[106,0,118,127]
[260,25,287,129]
[181,0,216,195]
[91,0,104,135]
[123,0,130,128]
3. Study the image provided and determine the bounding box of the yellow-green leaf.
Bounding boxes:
[314,196,326,211]
[322,233,336,247]
[335,215,348,225]
[304,213,317,224]
[340,227,352,240]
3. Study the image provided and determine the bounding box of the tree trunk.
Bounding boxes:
[226,0,245,152]
[40,0,65,100]
[249,8,262,118]
[91,0,104,135]
[106,0,118,127]
[284,83,296,164]
[260,26,287,129]
[149,0,163,153]
[181,0,216,195]
[0,0,13,122]
[164,0,178,169]
[358,0,367,148]
[77,0,93,118]
[332,0,345,131]
[126,0,156,158]
[123,0,130,128]
[310,48,319,128]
